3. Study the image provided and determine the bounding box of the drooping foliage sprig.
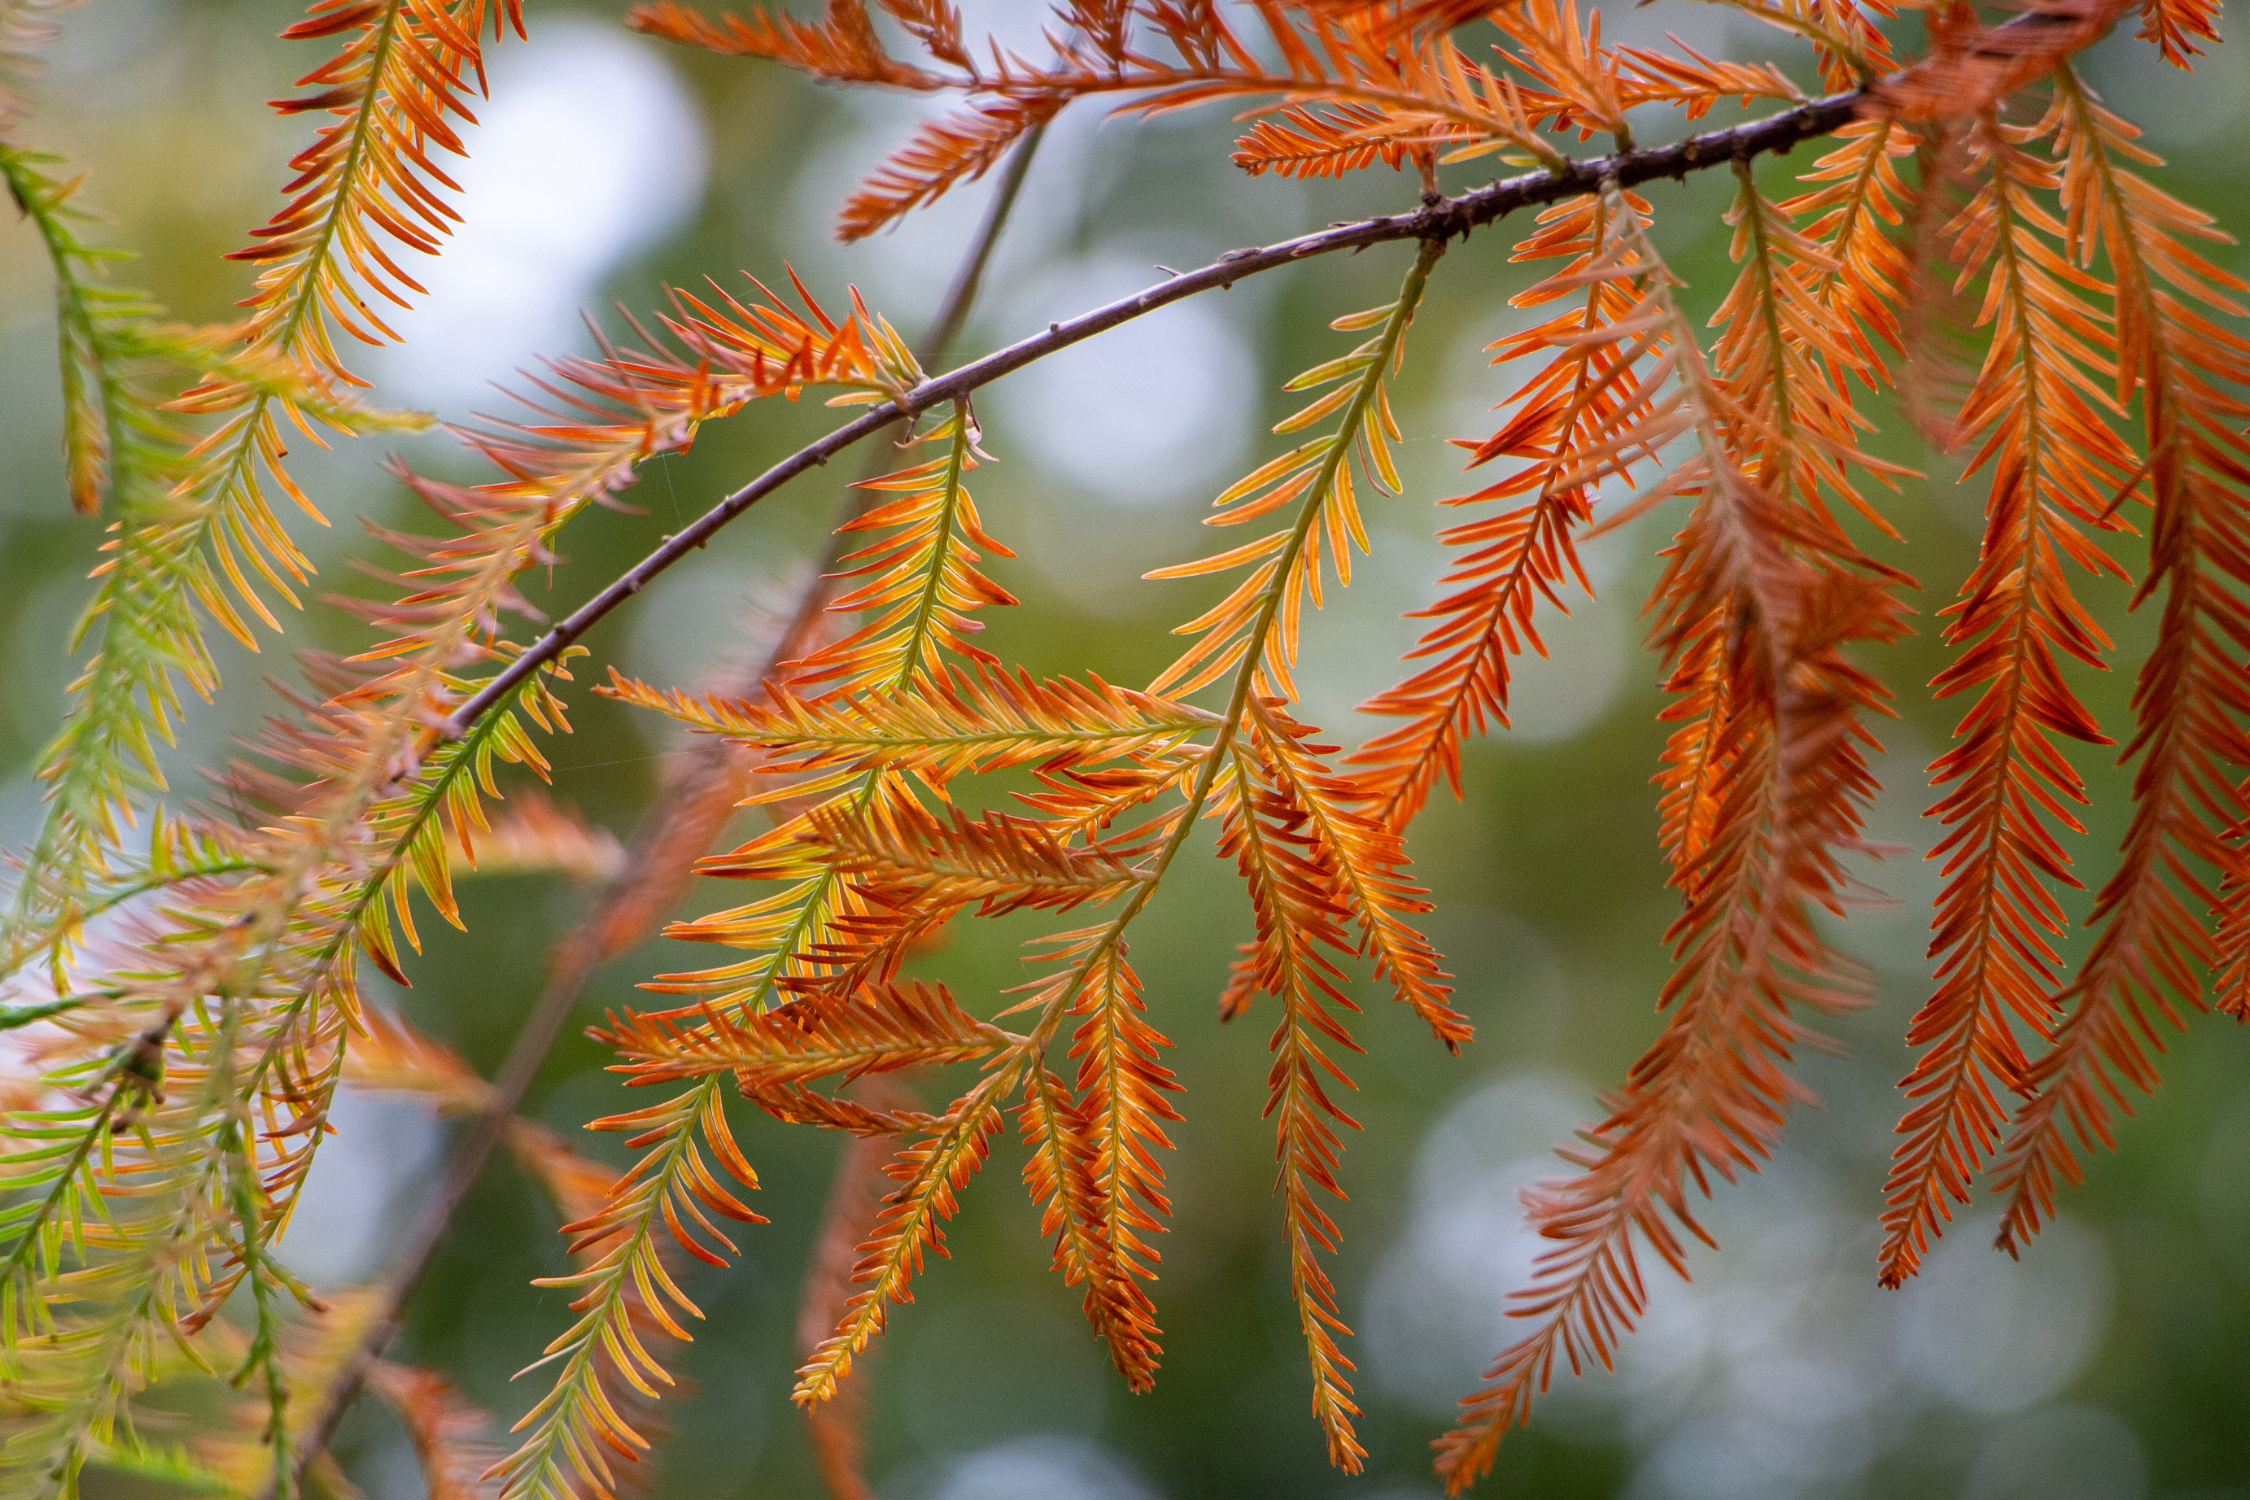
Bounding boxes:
[0,0,536,982]
[2,0,2249,1495]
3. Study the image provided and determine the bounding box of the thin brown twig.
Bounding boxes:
[437,85,1869,745]
[274,124,1051,1496]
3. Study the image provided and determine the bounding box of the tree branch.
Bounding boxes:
[438,86,1866,743]
[280,101,1868,1470]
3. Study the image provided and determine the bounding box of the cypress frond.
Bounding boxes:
[0,144,429,987]
[805,799,1153,915]
[1146,246,1437,702]
[1233,102,1420,180]
[1613,40,1806,119]
[337,1000,683,1500]
[1018,1061,1162,1389]
[1435,192,1909,1492]
[789,1063,1015,1403]
[1713,158,1915,536]
[1783,116,1918,382]
[745,1081,947,1136]
[1987,73,2250,1255]
[0,0,537,987]
[0,145,160,520]
[1349,191,1668,831]
[596,243,1447,1474]
[978,243,1446,1460]
[634,0,1569,240]
[493,1082,760,1500]
[1215,739,1369,1467]
[1061,947,1177,1390]
[0,662,576,1493]
[2,0,517,966]
[0,991,269,1497]
[595,981,1018,1087]
[0,282,864,1491]
[1251,700,1465,1044]
[1879,106,2136,1285]
[2137,0,2221,65]
[506,335,1000,1500]
[603,662,1211,787]
[0,139,205,948]
[783,403,1015,694]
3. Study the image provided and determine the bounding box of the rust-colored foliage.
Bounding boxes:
[366,1362,508,1500]
[6,0,2250,1496]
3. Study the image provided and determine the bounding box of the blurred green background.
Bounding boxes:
[6,2,2250,1496]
